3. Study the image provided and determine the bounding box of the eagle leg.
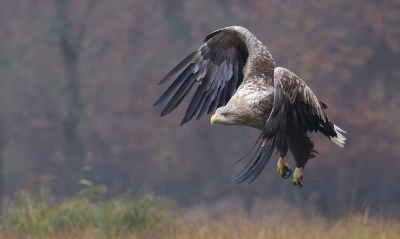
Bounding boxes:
[277,157,292,179]
[293,167,303,188]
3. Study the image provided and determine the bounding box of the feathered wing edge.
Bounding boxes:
[154,28,249,126]
[276,67,347,148]
[231,85,286,184]
[329,125,347,148]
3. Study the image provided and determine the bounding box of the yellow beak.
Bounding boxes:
[211,114,224,125]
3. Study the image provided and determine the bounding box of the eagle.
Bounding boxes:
[154,26,346,188]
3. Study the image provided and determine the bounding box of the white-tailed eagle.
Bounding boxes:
[154,26,346,188]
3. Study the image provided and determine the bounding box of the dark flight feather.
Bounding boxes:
[161,70,202,116]
[154,62,200,106]
[180,64,218,125]
[155,29,249,124]
[158,50,202,86]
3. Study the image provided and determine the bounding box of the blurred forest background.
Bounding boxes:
[0,0,400,221]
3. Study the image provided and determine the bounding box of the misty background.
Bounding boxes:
[0,0,399,219]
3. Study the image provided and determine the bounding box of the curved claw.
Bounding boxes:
[281,167,292,179]
[293,179,303,188]
[293,168,303,188]
[277,158,292,179]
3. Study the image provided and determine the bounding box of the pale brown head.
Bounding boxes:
[210,106,243,126]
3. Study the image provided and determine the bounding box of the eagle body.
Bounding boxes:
[217,75,274,130]
[154,26,346,188]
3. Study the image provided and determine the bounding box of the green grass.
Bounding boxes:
[1,190,176,237]
[1,191,399,239]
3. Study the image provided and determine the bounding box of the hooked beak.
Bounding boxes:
[211,114,226,125]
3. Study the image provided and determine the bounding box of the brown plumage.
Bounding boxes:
[154,26,346,188]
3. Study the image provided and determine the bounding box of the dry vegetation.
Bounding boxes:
[1,193,399,239]
[2,214,400,239]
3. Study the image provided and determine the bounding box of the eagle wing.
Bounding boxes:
[273,67,346,145]
[232,67,346,183]
[154,29,249,125]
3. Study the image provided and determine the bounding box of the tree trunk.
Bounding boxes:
[60,44,85,194]
[55,0,86,195]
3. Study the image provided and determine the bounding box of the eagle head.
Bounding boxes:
[211,107,240,125]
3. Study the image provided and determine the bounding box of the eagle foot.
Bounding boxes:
[293,167,303,188]
[277,158,292,179]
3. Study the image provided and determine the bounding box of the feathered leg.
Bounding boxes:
[286,129,317,188]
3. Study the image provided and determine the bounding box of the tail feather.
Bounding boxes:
[329,125,347,148]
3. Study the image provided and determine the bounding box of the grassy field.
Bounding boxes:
[1,191,399,239]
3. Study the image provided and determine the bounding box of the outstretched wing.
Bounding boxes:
[154,29,249,125]
[232,67,346,183]
[274,67,346,146]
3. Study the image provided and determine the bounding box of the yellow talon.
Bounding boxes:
[277,157,292,179]
[293,167,303,188]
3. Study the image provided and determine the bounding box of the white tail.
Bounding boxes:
[329,125,347,148]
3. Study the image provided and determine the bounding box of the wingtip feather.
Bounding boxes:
[330,124,347,147]
[153,100,162,107]
[334,125,347,134]
[180,117,190,126]
[329,136,345,148]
